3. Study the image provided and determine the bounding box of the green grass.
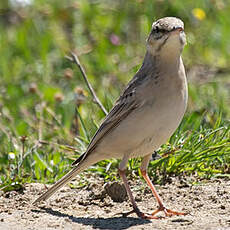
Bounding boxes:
[0,0,230,191]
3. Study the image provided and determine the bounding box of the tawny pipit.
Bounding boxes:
[34,17,188,219]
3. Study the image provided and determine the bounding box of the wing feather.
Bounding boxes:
[72,65,151,165]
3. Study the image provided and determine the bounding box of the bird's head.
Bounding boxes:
[147,17,186,57]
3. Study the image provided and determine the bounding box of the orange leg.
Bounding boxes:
[141,170,187,218]
[118,169,158,219]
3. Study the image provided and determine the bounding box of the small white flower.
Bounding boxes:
[8,152,15,160]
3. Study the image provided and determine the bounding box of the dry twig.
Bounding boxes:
[66,52,108,115]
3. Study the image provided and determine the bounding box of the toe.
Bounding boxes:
[164,208,187,217]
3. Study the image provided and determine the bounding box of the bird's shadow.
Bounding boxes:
[32,207,151,230]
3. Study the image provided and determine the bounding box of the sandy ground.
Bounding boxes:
[0,176,229,230]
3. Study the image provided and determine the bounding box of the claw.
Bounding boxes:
[116,206,187,219]
[120,209,160,219]
[151,205,188,218]
[116,206,160,219]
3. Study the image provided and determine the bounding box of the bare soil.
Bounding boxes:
[0,176,229,230]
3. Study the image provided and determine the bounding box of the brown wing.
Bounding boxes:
[72,98,139,165]
[72,64,151,166]
[72,84,142,166]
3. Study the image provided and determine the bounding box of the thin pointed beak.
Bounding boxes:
[171,26,184,33]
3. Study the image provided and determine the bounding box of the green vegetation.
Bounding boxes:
[0,0,229,191]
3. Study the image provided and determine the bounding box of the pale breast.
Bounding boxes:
[96,59,188,159]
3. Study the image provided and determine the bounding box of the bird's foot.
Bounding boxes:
[119,207,160,219]
[151,205,187,218]
[118,206,187,220]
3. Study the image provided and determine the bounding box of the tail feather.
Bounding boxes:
[33,151,104,204]
[33,165,83,204]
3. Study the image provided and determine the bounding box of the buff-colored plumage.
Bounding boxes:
[33,17,188,219]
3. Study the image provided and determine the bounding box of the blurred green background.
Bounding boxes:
[0,0,229,189]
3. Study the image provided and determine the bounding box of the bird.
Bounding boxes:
[33,17,188,219]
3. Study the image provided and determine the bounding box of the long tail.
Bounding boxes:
[33,158,90,204]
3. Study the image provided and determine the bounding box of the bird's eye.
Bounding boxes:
[155,26,159,33]
[151,25,167,40]
[154,26,166,34]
